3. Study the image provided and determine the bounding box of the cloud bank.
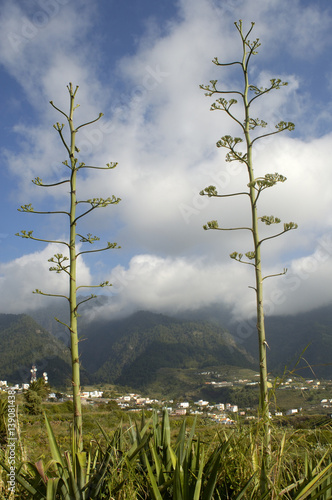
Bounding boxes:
[0,0,331,321]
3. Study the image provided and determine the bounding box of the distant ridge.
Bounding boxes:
[241,303,332,379]
[78,310,256,390]
[2,302,332,392]
[0,313,72,386]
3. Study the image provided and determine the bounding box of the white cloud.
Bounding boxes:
[230,0,332,60]
[263,233,332,316]
[83,231,332,322]
[0,243,91,313]
[84,253,253,320]
[0,1,96,93]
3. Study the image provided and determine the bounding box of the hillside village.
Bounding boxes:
[108,375,332,421]
[2,368,332,422]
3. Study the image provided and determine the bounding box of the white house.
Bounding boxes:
[285,409,298,416]
[82,391,103,399]
[215,403,225,411]
[89,391,103,398]
[175,408,187,416]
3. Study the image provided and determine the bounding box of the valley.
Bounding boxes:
[1,302,332,404]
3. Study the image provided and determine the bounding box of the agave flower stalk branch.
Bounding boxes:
[76,242,120,257]
[76,281,111,291]
[77,161,118,170]
[262,269,287,281]
[33,290,69,301]
[15,231,69,247]
[18,207,70,216]
[32,177,70,187]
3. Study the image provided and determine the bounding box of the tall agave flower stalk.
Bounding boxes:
[200,20,297,494]
[16,83,121,452]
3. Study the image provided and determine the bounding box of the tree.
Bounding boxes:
[29,378,50,399]
[24,378,50,415]
[16,83,121,452]
[199,21,297,494]
[0,395,8,445]
[24,390,42,416]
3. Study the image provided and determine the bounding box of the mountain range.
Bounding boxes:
[0,300,331,393]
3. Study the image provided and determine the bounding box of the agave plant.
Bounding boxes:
[278,451,332,500]
[0,412,150,499]
[134,409,243,500]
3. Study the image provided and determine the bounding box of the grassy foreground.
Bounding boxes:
[1,404,332,499]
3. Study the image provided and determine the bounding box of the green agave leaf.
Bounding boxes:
[294,462,332,500]
[149,443,162,481]
[169,445,177,470]
[84,443,93,487]
[64,452,81,500]
[76,451,87,492]
[145,457,164,500]
[190,439,200,477]
[161,409,171,449]
[0,460,41,496]
[96,420,110,444]
[46,477,61,500]
[127,431,150,463]
[233,473,258,500]
[84,445,113,498]
[173,460,184,500]
[202,439,232,500]
[308,480,332,500]
[193,449,205,500]
[187,415,197,445]
[44,413,65,469]
[176,418,187,465]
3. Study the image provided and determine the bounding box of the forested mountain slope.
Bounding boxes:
[240,304,332,378]
[78,310,256,389]
[0,314,72,386]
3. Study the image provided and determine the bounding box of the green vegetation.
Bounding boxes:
[23,378,50,415]
[199,20,297,493]
[2,407,332,498]
[0,395,7,446]
[244,305,332,379]
[80,311,255,388]
[0,314,71,386]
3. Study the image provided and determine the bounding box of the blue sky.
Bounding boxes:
[0,0,332,322]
